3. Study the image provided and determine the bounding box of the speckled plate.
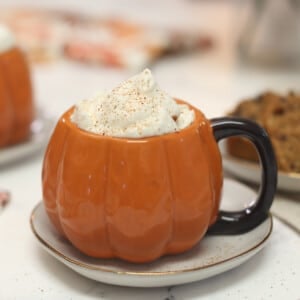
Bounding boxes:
[0,111,53,167]
[30,178,273,287]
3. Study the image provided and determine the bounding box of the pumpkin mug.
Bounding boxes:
[42,100,277,263]
[0,43,33,146]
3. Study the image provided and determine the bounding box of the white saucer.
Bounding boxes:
[30,178,273,287]
[0,112,54,167]
[221,142,300,193]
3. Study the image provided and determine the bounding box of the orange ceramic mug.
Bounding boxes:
[42,100,277,263]
[0,47,33,147]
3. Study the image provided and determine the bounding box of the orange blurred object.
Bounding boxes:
[0,46,34,147]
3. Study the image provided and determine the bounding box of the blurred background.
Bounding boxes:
[0,0,299,118]
[1,2,300,296]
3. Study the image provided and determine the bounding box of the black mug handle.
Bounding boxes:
[208,117,277,235]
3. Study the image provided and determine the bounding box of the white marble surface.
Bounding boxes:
[0,0,300,299]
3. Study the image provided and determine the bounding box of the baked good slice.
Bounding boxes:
[227,91,300,173]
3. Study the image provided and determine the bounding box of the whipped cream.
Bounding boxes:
[0,24,15,54]
[71,69,195,138]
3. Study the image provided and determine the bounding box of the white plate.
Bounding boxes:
[30,178,273,287]
[0,112,54,167]
[220,142,300,193]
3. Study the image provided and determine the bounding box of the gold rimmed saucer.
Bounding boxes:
[30,178,273,287]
